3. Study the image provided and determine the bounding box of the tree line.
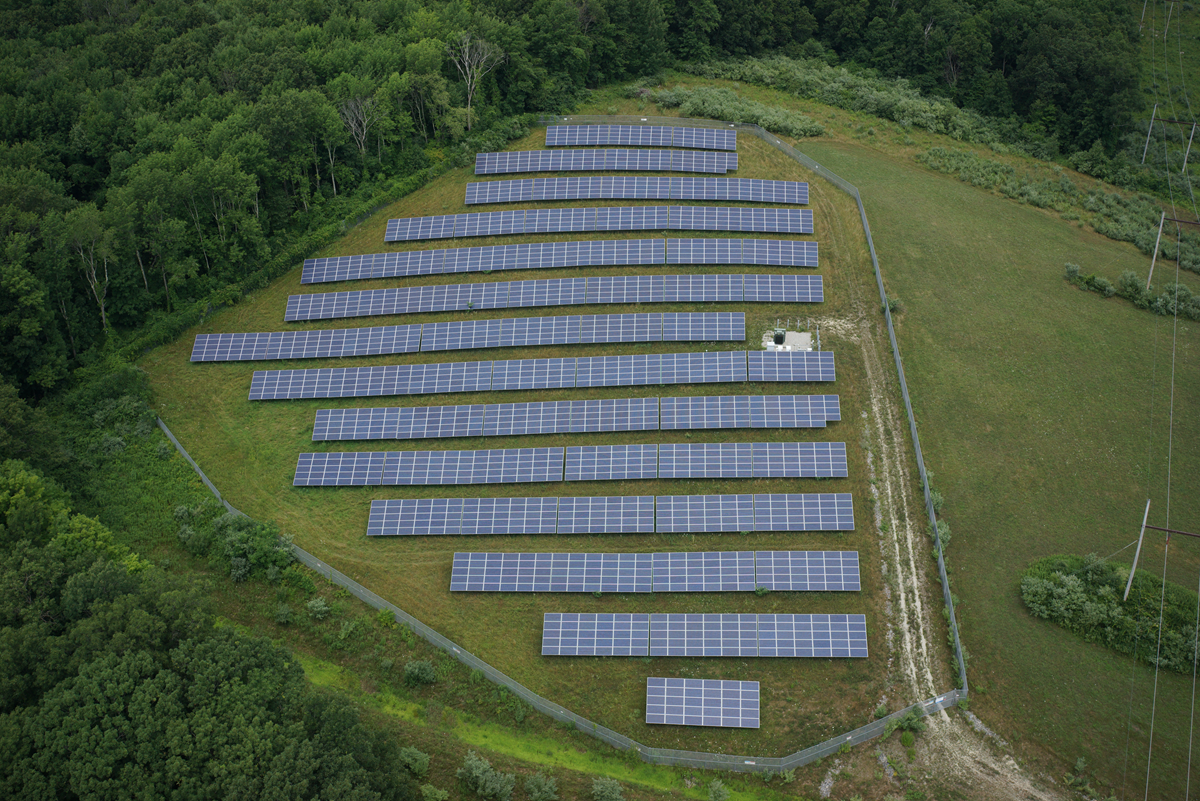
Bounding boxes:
[0,0,1143,397]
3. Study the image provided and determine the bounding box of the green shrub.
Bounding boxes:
[399,746,430,777]
[457,751,515,801]
[306,597,331,620]
[405,660,437,687]
[1021,553,1200,672]
[708,780,730,801]
[900,730,915,747]
[274,603,293,625]
[592,777,624,801]
[421,785,449,801]
[525,773,559,801]
[875,704,888,719]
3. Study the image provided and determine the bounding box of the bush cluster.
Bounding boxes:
[1021,553,1200,672]
[457,751,516,801]
[637,84,824,138]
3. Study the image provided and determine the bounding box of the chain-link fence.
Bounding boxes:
[154,114,969,772]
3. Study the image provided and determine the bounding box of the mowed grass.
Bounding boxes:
[141,128,908,757]
[802,140,1200,797]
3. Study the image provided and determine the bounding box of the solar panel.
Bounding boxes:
[754,551,861,592]
[366,498,464,536]
[452,553,653,592]
[574,354,662,387]
[546,125,733,151]
[287,275,795,320]
[580,312,662,343]
[658,351,748,384]
[655,494,755,532]
[746,395,838,429]
[568,398,659,433]
[753,493,854,531]
[542,613,650,656]
[294,452,387,486]
[300,239,816,283]
[312,404,487,441]
[648,613,758,657]
[748,351,836,382]
[481,400,572,436]
[564,444,658,481]
[646,677,759,729]
[472,149,734,175]
[651,552,756,592]
[757,614,868,658]
[490,357,576,390]
[741,274,824,303]
[667,207,813,234]
[294,448,565,486]
[249,351,750,401]
[662,312,744,341]
[459,497,560,534]
[658,442,754,479]
[752,442,848,477]
[743,239,819,268]
[556,496,655,533]
[660,396,750,430]
[190,326,422,362]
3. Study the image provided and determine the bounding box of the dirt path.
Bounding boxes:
[810,246,1064,799]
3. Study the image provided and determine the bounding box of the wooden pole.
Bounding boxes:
[1148,211,1166,291]
[1143,104,1159,164]
[1125,500,1153,602]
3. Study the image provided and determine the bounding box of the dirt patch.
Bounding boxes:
[816,259,1065,800]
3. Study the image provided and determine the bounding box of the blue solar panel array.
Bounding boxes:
[366,492,854,534]
[301,239,817,284]
[545,125,736,151]
[249,351,833,400]
[196,313,745,362]
[294,448,564,486]
[384,206,812,241]
[313,395,837,441]
[464,177,806,205]
[657,442,848,479]
[300,444,843,486]
[449,550,859,591]
[542,614,867,658]
[646,677,759,729]
[285,275,822,322]
[475,149,738,175]
[541,613,650,656]
[748,350,837,382]
[660,394,841,430]
[191,326,422,362]
[451,553,654,592]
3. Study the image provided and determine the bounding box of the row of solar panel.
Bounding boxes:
[542,613,869,658]
[464,177,807,206]
[475,150,738,175]
[248,351,835,400]
[301,239,819,284]
[646,677,758,729]
[384,207,813,242]
[294,442,849,486]
[545,125,736,151]
[190,312,746,362]
[449,550,860,592]
[367,493,853,535]
[313,395,841,441]
[285,274,823,322]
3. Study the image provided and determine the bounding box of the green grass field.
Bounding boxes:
[800,139,1200,798]
[141,124,914,758]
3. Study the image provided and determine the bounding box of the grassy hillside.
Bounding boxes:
[803,134,1200,797]
[140,127,918,760]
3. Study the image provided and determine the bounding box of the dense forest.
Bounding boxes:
[0,0,1142,397]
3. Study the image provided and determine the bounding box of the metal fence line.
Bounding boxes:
[153,113,969,772]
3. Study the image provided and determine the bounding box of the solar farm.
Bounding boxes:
[151,122,900,754]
